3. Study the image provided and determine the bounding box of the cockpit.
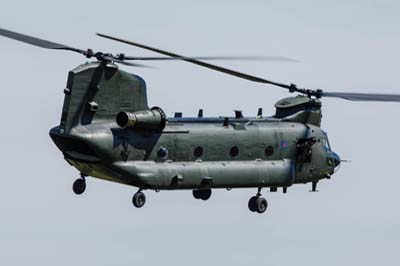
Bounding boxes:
[322,131,340,169]
[322,131,331,151]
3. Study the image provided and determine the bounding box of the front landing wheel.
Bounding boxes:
[248,196,258,212]
[132,191,146,208]
[255,197,268,213]
[72,178,86,195]
[248,196,268,213]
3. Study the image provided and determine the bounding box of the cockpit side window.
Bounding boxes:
[323,138,331,151]
[322,131,331,151]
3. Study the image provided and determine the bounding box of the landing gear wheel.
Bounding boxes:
[193,190,201,199]
[200,189,211,200]
[132,191,146,208]
[72,178,86,195]
[248,196,258,212]
[192,189,212,201]
[255,197,268,213]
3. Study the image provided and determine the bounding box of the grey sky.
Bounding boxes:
[0,1,399,265]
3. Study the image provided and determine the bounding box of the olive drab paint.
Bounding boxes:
[49,63,341,198]
[60,62,148,132]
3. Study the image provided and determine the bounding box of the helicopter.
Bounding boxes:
[1,28,400,214]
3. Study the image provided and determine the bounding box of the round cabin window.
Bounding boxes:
[265,145,274,157]
[157,147,168,159]
[193,146,203,158]
[229,146,239,158]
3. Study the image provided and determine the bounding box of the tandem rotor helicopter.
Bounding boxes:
[1,27,400,214]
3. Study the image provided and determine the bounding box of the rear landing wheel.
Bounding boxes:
[192,189,212,201]
[132,191,146,208]
[72,178,86,195]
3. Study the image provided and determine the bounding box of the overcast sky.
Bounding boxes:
[0,1,399,265]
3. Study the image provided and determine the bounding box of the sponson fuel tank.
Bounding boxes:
[114,159,295,189]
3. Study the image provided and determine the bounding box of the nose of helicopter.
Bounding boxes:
[326,151,341,171]
[332,152,341,168]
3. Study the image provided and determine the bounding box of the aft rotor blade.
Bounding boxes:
[96,33,295,90]
[0,27,85,54]
[321,92,400,102]
[122,56,298,62]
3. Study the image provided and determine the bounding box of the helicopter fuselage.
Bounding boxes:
[50,117,340,191]
[46,62,340,194]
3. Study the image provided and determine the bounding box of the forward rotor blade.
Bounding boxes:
[321,92,400,102]
[96,33,295,90]
[0,27,85,54]
[113,59,153,68]
[122,56,298,62]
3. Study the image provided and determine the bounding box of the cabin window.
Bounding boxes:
[157,147,168,158]
[265,145,274,157]
[193,146,203,158]
[230,146,239,158]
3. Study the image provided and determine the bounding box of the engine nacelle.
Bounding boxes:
[116,106,166,130]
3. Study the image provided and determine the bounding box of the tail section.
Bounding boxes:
[60,62,148,132]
